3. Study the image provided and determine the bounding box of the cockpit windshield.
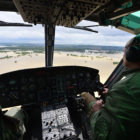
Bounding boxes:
[53,45,123,83]
[0,12,133,83]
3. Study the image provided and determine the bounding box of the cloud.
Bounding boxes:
[0,12,24,22]
[0,26,43,38]
[55,25,134,46]
[0,12,134,46]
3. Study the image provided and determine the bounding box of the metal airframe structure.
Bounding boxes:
[0,0,140,67]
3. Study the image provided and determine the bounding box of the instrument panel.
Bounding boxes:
[0,66,99,108]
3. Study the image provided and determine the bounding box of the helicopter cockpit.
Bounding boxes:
[0,0,140,140]
[0,66,101,139]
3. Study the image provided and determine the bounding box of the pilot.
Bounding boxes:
[81,34,140,140]
[0,106,26,140]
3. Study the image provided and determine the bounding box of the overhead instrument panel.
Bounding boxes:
[13,0,109,27]
[0,66,99,108]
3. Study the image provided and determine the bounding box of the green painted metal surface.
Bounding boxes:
[121,11,140,30]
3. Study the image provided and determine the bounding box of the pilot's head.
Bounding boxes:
[123,34,140,68]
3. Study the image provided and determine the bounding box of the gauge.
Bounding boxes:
[21,78,28,84]
[21,85,28,91]
[29,77,35,83]
[79,73,83,77]
[28,93,36,100]
[29,84,36,91]
[9,80,16,85]
[0,84,5,90]
[72,74,76,79]
[38,77,46,88]
[1,92,6,97]
[86,72,91,78]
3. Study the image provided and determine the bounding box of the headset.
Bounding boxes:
[126,46,140,62]
[125,35,140,62]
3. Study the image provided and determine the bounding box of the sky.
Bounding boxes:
[0,12,135,46]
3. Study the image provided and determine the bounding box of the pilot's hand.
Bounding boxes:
[81,92,104,117]
[81,92,96,107]
[91,99,103,112]
[102,88,109,94]
[98,87,109,95]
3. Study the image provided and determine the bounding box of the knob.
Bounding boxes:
[46,122,48,126]
[63,134,67,139]
[49,128,52,132]
[50,121,53,125]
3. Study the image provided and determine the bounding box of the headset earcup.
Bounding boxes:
[126,47,137,62]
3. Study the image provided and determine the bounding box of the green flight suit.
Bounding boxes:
[0,106,26,140]
[90,68,140,140]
